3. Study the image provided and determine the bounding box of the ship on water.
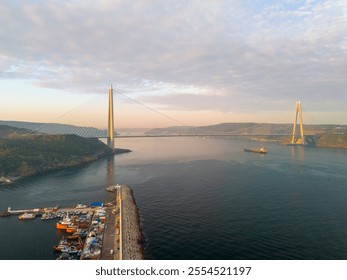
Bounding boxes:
[244,145,268,154]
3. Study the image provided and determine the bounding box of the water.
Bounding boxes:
[1,137,347,260]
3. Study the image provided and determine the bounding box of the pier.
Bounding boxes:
[0,205,94,218]
[100,185,144,260]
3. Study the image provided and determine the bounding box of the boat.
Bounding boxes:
[54,243,70,252]
[0,177,12,185]
[61,245,79,254]
[67,229,88,239]
[66,225,78,233]
[56,252,72,260]
[244,145,268,154]
[56,213,73,229]
[18,212,36,220]
[56,220,73,229]
[53,236,71,251]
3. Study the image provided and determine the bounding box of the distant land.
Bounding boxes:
[145,122,347,149]
[1,119,346,185]
[0,120,108,138]
[0,124,130,184]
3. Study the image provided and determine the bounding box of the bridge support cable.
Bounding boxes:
[113,88,189,127]
[107,85,115,149]
[28,92,105,135]
[113,88,268,136]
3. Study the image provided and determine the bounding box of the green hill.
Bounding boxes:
[0,124,30,138]
[0,125,129,181]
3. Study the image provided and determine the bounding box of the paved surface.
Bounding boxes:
[100,185,142,260]
[100,206,116,259]
[100,187,121,260]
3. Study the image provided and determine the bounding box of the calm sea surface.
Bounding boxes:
[1,137,347,260]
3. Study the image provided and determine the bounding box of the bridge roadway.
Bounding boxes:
[94,134,316,139]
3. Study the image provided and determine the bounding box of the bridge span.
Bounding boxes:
[94,134,316,139]
[0,88,316,147]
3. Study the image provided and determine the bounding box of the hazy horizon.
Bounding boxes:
[1,118,346,133]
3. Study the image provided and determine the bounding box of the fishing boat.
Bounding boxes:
[18,212,36,220]
[53,237,71,251]
[61,245,79,254]
[56,213,73,229]
[66,225,78,233]
[67,229,88,239]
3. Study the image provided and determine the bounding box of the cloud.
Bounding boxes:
[0,0,346,114]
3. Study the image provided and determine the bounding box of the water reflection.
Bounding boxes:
[290,145,305,161]
[106,155,115,186]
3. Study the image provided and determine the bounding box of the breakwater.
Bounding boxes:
[120,185,144,260]
[103,184,144,260]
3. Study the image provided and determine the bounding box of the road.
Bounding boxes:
[100,186,121,260]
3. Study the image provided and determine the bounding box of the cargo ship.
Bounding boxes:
[244,145,268,154]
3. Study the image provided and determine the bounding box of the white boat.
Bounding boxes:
[18,212,36,220]
[56,212,74,229]
[61,246,79,254]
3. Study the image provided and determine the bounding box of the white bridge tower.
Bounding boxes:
[107,85,115,149]
[291,101,305,145]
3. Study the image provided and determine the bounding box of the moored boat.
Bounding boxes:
[53,237,71,251]
[56,252,71,260]
[56,213,73,229]
[67,229,88,239]
[18,212,36,220]
[56,221,72,229]
[66,225,78,233]
[61,245,79,254]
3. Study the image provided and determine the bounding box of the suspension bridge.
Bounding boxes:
[1,86,311,146]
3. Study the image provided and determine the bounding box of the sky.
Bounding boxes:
[1,0,346,129]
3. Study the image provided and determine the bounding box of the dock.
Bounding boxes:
[0,205,94,218]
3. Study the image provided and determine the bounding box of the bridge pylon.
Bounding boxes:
[291,101,305,145]
[107,85,115,149]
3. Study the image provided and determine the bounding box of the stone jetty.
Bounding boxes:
[102,184,144,260]
[120,185,144,260]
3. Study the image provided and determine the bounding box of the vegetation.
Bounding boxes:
[145,122,347,149]
[0,125,117,179]
[315,134,347,149]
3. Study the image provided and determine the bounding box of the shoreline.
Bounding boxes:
[0,148,131,186]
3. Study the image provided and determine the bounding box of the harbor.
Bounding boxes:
[0,185,144,260]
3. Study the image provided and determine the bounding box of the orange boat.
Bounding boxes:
[66,225,78,233]
[56,222,70,229]
[67,234,79,240]
[56,214,73,229]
